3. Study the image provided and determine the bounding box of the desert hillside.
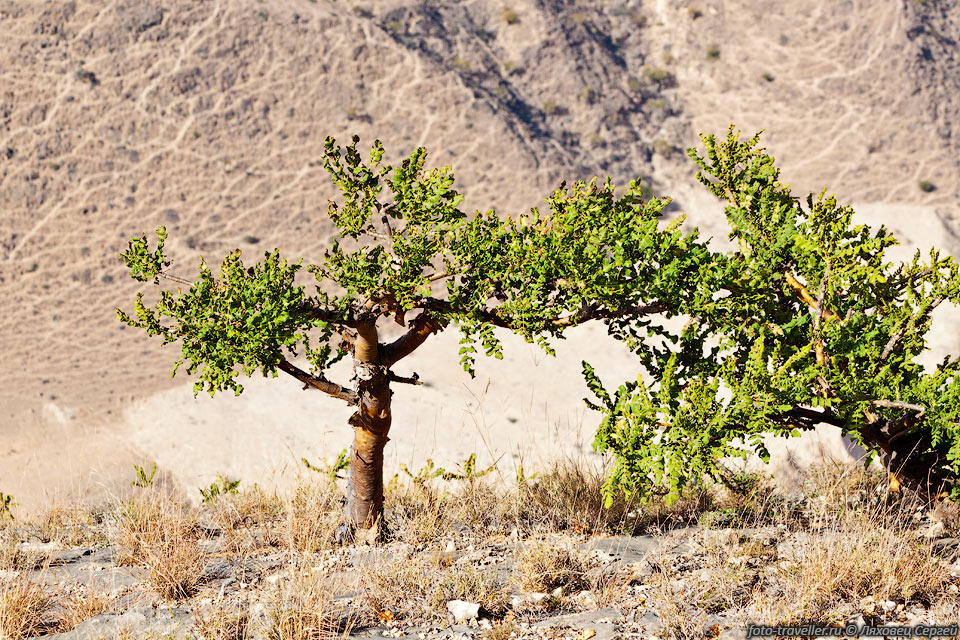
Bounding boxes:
[1,0,960,507]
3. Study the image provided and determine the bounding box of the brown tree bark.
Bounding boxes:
[341,318,393,539]
[316,311,442,541]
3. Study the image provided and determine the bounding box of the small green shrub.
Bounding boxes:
[0,494,15,520]
[199,474,241,503]
[501,8,518,24]
[642,66,671,83]
[542,100,562,116]
[919,179,936,193]
[302,448,350,481]
[131,463,157,488]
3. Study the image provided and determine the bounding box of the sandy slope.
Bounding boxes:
[2,0,960,510]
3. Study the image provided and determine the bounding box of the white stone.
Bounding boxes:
[447,599,480,622]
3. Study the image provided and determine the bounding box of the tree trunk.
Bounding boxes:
[341,319,392,540]
[862,419,952,496]
[883,431,951,496]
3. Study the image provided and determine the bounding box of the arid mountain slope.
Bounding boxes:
[1,0,959,506]
[0,0,679,431]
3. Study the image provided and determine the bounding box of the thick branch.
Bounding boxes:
[354,317,380,364]
[785,272,839,321]
[771,406,846,430]
[380,312,442,367]
[277,359,358,404]
[417,297,666,330]
[870,399,926,415]
[709,405,844,447]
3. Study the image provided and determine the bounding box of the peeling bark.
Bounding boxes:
[341,318,392,537]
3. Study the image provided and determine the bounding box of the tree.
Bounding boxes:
[118,135,714,538]
[588,128,960,504]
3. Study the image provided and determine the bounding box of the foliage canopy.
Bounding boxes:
[588,129,960,503]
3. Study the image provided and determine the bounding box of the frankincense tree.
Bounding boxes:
[120,129,960,535]
[118,134,714,537]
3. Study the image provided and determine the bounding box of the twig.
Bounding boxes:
[870,399,926,415]
[387,371,421,386]
[878,297,944,365]
[157,271,196,287]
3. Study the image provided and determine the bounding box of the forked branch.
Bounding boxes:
[277,359,358,404]
[380,312,442,367]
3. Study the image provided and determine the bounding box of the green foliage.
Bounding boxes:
[642,65,671,84]
[120,134,709,380]
[0,493,16,520]
[199,474,241,503]
[118,127,960,508]
[119,236,346,396]
[590,127,960,504]
[303,449,350,481]
[131,463,157,488]
[398,454,496,486]
[515,463,537,487]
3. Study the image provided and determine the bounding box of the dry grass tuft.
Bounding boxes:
[266,567,349,640]
[54,582,111,631]
[637,488,716,532]
[481,619,521,639]
[211,485,284,554]
[358,552,507,621]
[357,553,427,621]
[801,460,887,519]
[284,479,342,554]
[429,564,510,618]
[0,535,50,572]
[588,563,635,607]
[193,602,251,640]
[647,569,712,640]
[386,482,451,547]
[446,480,501,533]
[32,502,107,547]
[114,494,206,600]
[0,575,54,639]
[930,499,960,536]
[504,460,636,535]
[754,507,953,624]
[513,541,594,593]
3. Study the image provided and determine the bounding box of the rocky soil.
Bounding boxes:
[1,464,959,640]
